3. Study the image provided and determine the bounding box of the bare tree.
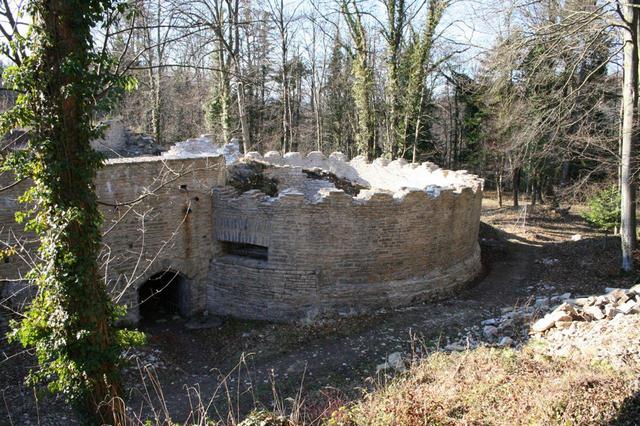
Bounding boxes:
[620,0,638,271]
[267,0,301,152]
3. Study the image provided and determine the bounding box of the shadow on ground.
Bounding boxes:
[609,391,640,426]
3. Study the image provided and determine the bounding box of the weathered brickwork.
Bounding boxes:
[0,156,225,323]
[208,156,483,322]
[1,149,483,324]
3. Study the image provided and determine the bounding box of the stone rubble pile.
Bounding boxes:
[441,285,640,355]
[376,291,568,373]
[536,310,640,367]
[531,285,640,333]
[247,149,484,194]
[437,284,640,369]
[442,299,556,352]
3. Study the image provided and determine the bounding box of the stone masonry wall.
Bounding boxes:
[2,147,483,324]
[208,160,483,322]
[0,155,225,323]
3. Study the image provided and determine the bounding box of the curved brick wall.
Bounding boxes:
[208,152,483,322]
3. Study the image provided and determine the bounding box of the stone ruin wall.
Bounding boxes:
[0,155,226,323]
[209,151,484,322]
[1,147,483,324]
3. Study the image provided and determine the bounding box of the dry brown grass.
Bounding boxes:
[329,347,638,426]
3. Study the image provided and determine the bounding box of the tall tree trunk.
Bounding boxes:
[313,78,322,151]
[531,181,537,206]
[513,167,521,208]
[497,171,503,208]
[236,80,250,153]
[342,0,375,160]
[411,84,427,162]
[621,0,639,271]
[17,1,125,423]
[309,25,323,151]
[560,161,570,187]
[217,43,231,143]
[154,0,162,145]
[152,70,162,144]
[384,0,405,159]
[230,0,250,153]
[281,43,290,151]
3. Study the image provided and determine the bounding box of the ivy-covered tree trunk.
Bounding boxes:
[342,0,376,160]
[400,0,446,159]
[5,0,129,423]
[384,0,406,159]
[208,43,232,143]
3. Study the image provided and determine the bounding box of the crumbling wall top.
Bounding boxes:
[236,150,483,205]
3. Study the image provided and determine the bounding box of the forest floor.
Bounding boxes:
[1,195,638,425]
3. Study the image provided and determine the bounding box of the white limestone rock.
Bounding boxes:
[264,151,282,162]
[583,305,605,320]
[376,352,407,373]
[532,310,573,333]
[329,151,348,162]
[617,299,637,315]
[497,336,514,347]
[483,325,499,340]
[306,151,325,162]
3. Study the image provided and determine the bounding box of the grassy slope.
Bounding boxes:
[327,346,639,425]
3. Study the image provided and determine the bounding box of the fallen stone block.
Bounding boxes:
[618,299,637,315]
[604,305,621,319]
[555,320,573,330]
[615,294,631,306]
[532,310,572,333]
[497,336,514,347]
[583,305,605,320]
[553,302,578,319]
[606,289,629,303]
[594,296,608,306]
[388,352,406,371]
[483,325,499,340]
[574,297,594,306]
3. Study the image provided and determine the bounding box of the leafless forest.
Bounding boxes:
[2,0,624,199]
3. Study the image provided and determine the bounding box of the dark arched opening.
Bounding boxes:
[138,270,189,323]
